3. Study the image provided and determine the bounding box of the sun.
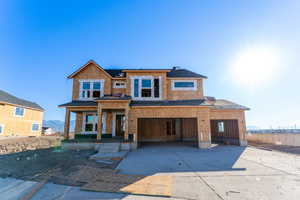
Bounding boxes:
[231,46,280,86]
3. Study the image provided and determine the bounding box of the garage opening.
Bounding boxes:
[137,118,198,144]
[210,120,240,145]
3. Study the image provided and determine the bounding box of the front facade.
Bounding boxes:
[0,90,44,136]
[59,60,249,148]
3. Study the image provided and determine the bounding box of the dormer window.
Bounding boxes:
[131,76,161,100]
[79,80,104,100]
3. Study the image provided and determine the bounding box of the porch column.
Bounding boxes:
[124,107,129,141]
[64,108,70,140]
[97,104,102,141]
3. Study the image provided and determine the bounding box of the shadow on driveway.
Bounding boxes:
[117,143,246,175]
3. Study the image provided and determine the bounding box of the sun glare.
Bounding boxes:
[231,46,281,86]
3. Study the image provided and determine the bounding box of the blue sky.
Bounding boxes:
[1,0,299,128]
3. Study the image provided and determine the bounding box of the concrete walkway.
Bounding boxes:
[117,144,300,200]
[0,178,178,200]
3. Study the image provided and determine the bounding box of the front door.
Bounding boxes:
[115,114,125,137]
[165,119,177,141]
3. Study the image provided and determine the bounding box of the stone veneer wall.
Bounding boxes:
[0,136,61,155]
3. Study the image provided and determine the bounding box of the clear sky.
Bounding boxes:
[1,0,300,129]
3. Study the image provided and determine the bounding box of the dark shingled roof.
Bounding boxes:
[58,100,97,107]
[0,90,44,111]
[130,99,208,107]
[167,68,207,78]
[212,99,250,110]
[105,69,126,78]
[96,95,131,100]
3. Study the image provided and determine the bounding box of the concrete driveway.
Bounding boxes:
[117,144,300,200]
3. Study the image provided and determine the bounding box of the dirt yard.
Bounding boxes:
[0,147,120,186]
[249,142,300,155]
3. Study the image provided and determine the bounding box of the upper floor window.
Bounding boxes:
[171,80,197,91]
[15,107,25,117]
[131,76,161,100]
[113,81,126,88]
[79,80,104,99]
[32,123,40,131]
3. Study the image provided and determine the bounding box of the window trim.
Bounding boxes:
[79,79,105,100]
[14,107,25,117]
[0,124,4,134]
[130,76,162,100]
[81,112,106,134]
[171,80,197,91]
[31,123,40,132]
[113,81,126,88]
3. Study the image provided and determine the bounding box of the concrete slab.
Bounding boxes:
[117,144,300,199]
[203,175,300,200]
[32,182,179,200]
[0,178,36,200]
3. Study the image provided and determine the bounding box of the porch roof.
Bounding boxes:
[58,100,97,107]
[130,99,209,107]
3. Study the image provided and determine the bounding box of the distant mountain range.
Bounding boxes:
[43,120,75,132]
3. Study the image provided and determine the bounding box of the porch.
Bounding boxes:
[63,99,132,143]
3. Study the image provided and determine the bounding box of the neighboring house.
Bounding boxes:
[42,127,55,135]
[0,90,44,137]
[59,60,249,148]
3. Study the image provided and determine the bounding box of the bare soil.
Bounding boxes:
[0,148,120,186]
[249,142,300,155]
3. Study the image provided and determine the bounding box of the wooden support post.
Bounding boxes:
[97,105,102,141]
[124,108,129,141]
[64,108,70,140]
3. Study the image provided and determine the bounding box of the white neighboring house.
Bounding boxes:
[42,127,55,135]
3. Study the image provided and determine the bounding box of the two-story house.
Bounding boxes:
[59,60,249,149]
[0,90,44,136]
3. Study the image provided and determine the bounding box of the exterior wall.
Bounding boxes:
[70,64,204,101]
[167,78,204,100]
[125,72,167,100]
[210,109,247,144]
[112,80,126,95]
[72,63,112,100]
[0,103,43,136]
[128,106,211,147]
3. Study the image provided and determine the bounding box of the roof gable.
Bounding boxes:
[68,60,112,79]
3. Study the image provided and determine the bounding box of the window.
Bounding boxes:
[131,76,161,99]
[80,80,103,99]
[172,80,197,91]
[113,81,126,88]
[175,82,194,88]
[154,78,160,98]
[218,122,225,132]
[141,79,152,97]
[0,125,4,134]
[32,123,40,131]
[15,107,25,117]
[83,113,102,133]
[134,79,139,97]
